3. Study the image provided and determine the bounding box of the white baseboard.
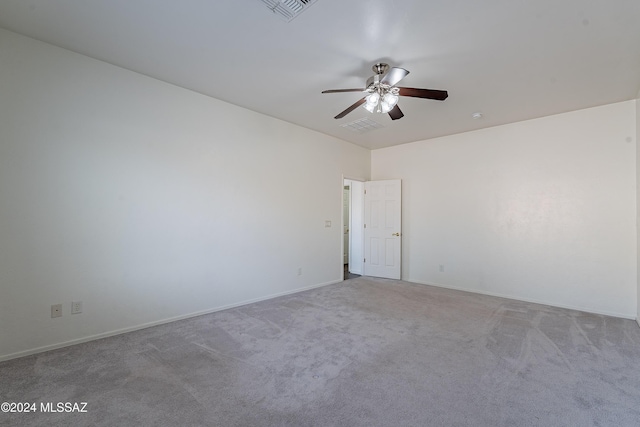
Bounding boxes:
[0,279,342,363]
[406,278,637,320]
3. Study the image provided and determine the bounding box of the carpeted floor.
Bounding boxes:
[2,277,640,426]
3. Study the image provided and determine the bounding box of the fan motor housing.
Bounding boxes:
[365,75,380,91]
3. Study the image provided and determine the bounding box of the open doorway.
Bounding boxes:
[343,179,364,280]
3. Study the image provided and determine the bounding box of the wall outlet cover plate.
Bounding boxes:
[51,304,62,318]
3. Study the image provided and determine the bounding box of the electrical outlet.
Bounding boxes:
[439,264,445,273]
[51,304,62,318]
[71,301,83,314]
[297,267,302,276]
[325,220,331,228]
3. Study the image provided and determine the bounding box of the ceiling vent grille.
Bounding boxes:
[341,117,385,134]
[260,0,319,22]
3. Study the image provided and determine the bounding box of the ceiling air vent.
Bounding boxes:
[341,117,385,134]
[260,0,319,22]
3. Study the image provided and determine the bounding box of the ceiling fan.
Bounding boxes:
[322,63,448,120]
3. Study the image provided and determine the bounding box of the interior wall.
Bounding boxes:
[372,101,637,318]
[0,29,370,360]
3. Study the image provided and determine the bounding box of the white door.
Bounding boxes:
[363,180,401,279]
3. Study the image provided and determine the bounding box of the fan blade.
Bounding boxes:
[334,97,367,119]
[380,67,409,86]
[322,88,365,94]
[398,87,448,100]
[388,105,404,120]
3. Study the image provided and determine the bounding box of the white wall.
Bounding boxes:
[372,101,637,318]
[0,29,370,360]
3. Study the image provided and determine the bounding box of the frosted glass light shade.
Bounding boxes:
[364,92,380,113]
[380,93,399,113]
[366,92,379,105]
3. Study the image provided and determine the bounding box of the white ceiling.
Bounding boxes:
[1,0,639,150]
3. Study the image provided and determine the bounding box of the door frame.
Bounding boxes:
[342,177,365,279]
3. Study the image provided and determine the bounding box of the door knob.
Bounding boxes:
[392,232,400,236]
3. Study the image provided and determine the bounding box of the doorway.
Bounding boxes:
[343,179,364,280]
[342,178,402,280]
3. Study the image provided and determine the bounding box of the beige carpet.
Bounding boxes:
[2,276,640,426]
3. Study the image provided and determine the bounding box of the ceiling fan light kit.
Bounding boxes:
[364,91,399,113]
[322,63,448,121]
